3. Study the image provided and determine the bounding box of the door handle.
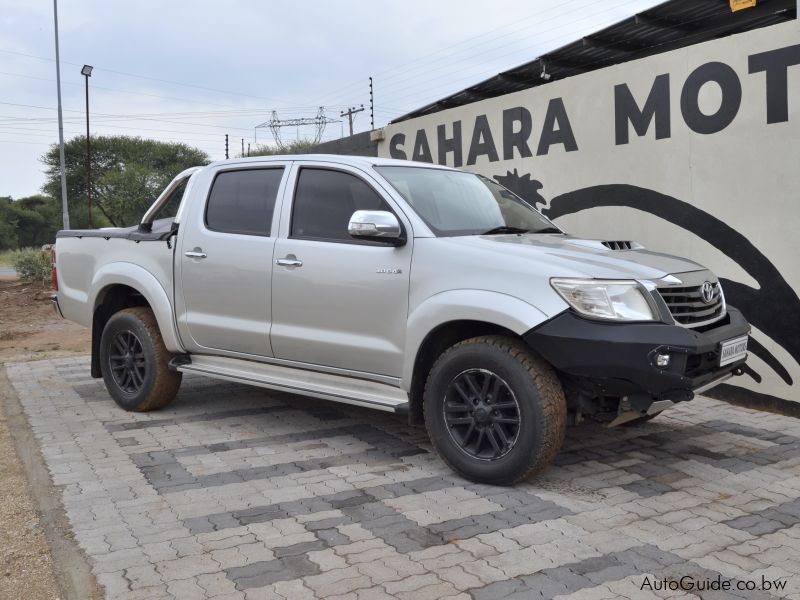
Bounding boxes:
[275,256,303,267]
[185,248,207,259]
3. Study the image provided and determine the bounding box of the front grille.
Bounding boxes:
[657,281,725,327]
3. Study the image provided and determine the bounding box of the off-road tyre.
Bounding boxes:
[423,335,566,485]
[100,307,182,411]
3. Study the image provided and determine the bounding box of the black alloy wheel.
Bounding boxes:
[108,330,147,394]
[423,335,567,484]
[443,369,521,460]
[100,307,182,411]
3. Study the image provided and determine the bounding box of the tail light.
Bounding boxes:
[52,248,58,291]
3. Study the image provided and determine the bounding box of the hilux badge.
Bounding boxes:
[376,268,402,274]
[701,281,715,303]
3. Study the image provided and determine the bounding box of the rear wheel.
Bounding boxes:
[423,335,566,485]
[100,307,181,411]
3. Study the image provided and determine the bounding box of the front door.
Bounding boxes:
[180,165,286,357]
[271,164,412,377]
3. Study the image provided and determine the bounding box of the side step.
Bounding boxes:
[170,355,409,415]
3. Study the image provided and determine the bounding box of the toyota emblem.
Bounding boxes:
[701,281,715,304]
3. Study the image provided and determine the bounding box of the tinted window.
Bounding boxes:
[291,168,391,241]
[206,168,283,236]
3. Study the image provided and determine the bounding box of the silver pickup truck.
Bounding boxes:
[53,155,750,484]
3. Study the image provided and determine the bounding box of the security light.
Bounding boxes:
[81,64,93,77]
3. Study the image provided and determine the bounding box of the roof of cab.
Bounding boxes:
[205,154,457,171]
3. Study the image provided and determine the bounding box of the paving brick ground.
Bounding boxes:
[7,356,800,599]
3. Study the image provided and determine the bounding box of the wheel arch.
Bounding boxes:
[89,264,183,377]
[404,290,549,424]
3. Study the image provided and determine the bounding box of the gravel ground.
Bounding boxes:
[0,276,96,599]
[0,386,59,600]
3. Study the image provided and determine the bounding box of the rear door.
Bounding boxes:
[178,164,287,357]
[270,162,413,377]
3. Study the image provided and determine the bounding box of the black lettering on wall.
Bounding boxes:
[467,115,500,165]
[412,129,433,163]
[680,62,742,135]
[502,107,533,160]
[537,98,578,155]
[389,134,406,159]
[614,74,671,145]
[749,43,800,124]
[437,121,463,167]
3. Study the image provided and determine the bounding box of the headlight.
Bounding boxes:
[550,278,657,321]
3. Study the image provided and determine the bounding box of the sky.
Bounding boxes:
[0,0,663,199]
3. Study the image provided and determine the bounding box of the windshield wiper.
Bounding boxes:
[530,227,562,234]
[480,226,530,235]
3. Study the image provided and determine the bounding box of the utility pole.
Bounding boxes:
[81,65,93,228]
[340,105,364,137]
[369,77,374,130]
[225,134,229,159]
[241,138,244,157]
[247,143,250,157]
[53,0,69,229]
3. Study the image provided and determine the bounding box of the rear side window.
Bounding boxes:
[205,168,283,236]
[291,168,392,242]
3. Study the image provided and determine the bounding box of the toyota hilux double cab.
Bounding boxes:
[52,155,750,484]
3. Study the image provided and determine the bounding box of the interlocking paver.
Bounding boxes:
[7,358,800,599]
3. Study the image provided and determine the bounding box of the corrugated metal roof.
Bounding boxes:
[391,0,796,123]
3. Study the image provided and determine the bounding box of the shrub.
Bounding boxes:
[12,247,52,285]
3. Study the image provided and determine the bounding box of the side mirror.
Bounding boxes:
[348,210,405,245]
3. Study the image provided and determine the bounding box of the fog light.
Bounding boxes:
[655,353,671,368]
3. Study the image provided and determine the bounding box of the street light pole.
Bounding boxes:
[81,65,93,228]
[53,0,69,229]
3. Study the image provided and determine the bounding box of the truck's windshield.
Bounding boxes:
[375,166,559,237]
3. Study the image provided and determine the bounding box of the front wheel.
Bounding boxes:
[100,307,182,411]
[423,335,566,485]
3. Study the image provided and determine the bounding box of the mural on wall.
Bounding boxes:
[381,20,800,404]
[495,169,800,394]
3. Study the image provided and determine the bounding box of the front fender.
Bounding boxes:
[403,290,549,388]
[90,262,184,353]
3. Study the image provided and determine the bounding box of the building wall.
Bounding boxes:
[315,131,378,156]
[379,20,800,406]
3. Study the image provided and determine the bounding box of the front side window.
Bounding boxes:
[291,168,392,242]
[205,168,284,236]
[375,166,558,237]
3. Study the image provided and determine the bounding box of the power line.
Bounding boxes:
[343,0,645,110]
[0,47,309,106]
[315,0,645,105]
[366,0,647,111]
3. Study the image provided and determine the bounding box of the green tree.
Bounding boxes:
[42,136,209,228]
[0,196,18,250]
[0,194,61,250]
[246,139,319,157]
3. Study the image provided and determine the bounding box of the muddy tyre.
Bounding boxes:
[100,307,182,411]
[423,335,566,485]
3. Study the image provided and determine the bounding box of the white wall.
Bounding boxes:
[380,20,800,404]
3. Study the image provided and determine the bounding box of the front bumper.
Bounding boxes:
[523,306,750,402]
